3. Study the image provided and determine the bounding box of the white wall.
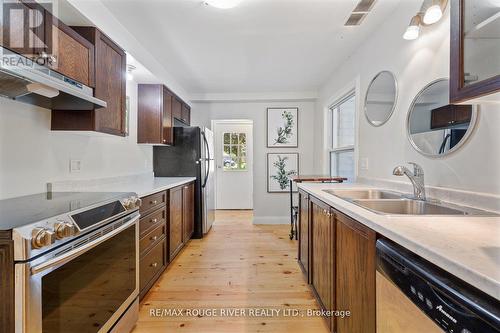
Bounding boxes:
[313,3,500,195]
[0,80,153,199]
[191,100,316,223]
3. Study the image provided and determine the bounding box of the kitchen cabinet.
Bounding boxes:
[335,211,376,333]
[137,84,174,145]
[138,191,167,299]
[310,197,335,332]
[169,185,184,260]
[51,27,126,136]
[430,104,472,129]
[182,183,195,241]
[0,237,14,333]
[301,193,377,333]
[181,103,191,125]
[172,97,183,122]
[450,0,500,103]
[2,1,94,87]
[297,189,310,282]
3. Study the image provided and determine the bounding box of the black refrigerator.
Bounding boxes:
[153,126,215,239]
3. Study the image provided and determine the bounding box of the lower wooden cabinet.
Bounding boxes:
[169,182,195,261]
[169,185,184,259]
[336,211,376,333]
[310,197,335,332]
[138,181,195,299]
[300,193,377,333]
[298,189,310,282]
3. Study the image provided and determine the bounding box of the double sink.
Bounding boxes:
[322,189,496,216]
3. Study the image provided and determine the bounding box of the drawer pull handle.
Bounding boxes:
[151,262,158,268]
[150,236,158,241]
[151,218,158,223]
[151,200,158,205]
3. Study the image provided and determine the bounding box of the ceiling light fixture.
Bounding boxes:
[403,15,421,40]
[423,0,446,25]
[204,0,242,9]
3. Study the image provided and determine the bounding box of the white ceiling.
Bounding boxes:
[101,0,404,94]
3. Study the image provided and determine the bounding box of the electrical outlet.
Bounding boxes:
[70,159,82,173]
[360,157,369,171]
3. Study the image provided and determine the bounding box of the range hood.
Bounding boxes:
[0,46,106,110]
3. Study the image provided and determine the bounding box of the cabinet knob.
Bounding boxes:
[150,235,158,241]
[151,200,158,205]
[151,262,158,268]
[151,218,158,223]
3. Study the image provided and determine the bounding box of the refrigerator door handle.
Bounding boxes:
[201,131,210,188]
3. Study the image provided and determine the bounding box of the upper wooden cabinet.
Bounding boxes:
[137,84,174,145]
[51,27,126,136]
[181,103,191,125]
[1,1,94,87]
[450,0,500,103]
[430,104,472,129]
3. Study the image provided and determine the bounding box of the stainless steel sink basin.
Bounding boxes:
[352,199,488,216]
[323,189,404,200]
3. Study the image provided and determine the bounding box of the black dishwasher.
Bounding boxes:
[376,239,500,333]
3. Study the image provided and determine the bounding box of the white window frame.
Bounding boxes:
[329,91,356,178]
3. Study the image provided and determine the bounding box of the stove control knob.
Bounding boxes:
[54,222,75,240]
[31,228,55,249]
[122,198,134,210]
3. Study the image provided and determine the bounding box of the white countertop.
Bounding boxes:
[297,182,500,300]
[49,176,196,197]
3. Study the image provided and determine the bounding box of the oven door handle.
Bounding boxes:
[31,215,138,276]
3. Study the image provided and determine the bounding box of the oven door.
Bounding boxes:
[15,213,139,333]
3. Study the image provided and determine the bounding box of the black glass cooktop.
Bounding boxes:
[0,192,132,231]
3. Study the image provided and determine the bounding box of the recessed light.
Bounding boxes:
[403,15,421,40]
[423,4,443,24]
[204,0,243,9]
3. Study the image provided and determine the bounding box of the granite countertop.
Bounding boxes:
[297,182,500,300]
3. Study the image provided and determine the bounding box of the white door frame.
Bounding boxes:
[212,119,254,210]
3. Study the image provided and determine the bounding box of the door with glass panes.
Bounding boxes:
[213,121,253,209]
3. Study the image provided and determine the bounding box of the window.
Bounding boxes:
[329,92,356,181]
[223,132,247,171]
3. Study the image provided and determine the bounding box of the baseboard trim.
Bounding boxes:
[252,216,290,224]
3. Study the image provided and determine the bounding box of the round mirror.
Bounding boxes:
[407,79,478,157]
[364,71,397,127]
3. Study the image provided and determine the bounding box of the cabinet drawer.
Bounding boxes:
[139,207,166,237]
[140,191,166,215]
[140,223,166,256]
[139,238,166,292]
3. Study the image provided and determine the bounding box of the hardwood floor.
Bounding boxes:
[132,210,329,333]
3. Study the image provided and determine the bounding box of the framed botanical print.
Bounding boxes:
[267,153,299,193]
[267,107,298,147]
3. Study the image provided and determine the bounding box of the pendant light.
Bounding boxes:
[403,15,421,40]
[423,0,446,25]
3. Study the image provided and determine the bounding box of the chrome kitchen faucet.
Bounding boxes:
[393,162,426,201]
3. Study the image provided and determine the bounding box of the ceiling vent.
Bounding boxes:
[345,0,378,26]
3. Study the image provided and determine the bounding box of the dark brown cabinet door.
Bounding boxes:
[430,104,472,129]
[298,190,310,282]
[182,183,194,241]
[335,211,376,333]
[169,186,184,260]
[181,103,191,125]
[172,97,182,121]
[93,32,126,135]
[44,13,94,87]
[310,198,335,332]
[162,88,174,145]
[51,27,126,136]
[450,0,500,103]
[137,84,174,144]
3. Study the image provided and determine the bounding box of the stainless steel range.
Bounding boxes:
[4,192,142,333]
